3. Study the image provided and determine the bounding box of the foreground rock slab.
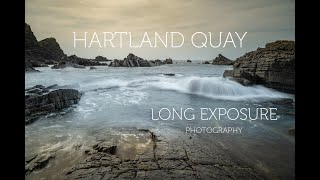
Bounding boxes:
[25,85,82,124]
[65,129,263,180]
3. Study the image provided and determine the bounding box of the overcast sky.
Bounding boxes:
[25,0,294,60]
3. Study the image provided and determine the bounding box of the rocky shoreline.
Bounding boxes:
[26,23,295,95]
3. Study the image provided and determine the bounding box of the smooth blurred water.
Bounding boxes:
[25,61,295,179]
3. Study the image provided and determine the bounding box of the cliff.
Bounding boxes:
[223,40,295,93]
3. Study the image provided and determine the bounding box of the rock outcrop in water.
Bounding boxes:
[68,55,104,66]
[51,61,86,69]
[223,40,295,93]
[25,61,39,72]
[95,56,111,61]
[149,59,164,66]
[50,55,105,69]
[109,53,152,67]
[203,61,210,64]
[212,54,233,65]
[25,85,82,124]
[163,58,173,64]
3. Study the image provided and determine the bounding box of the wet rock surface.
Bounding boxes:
[288,128,295,136]
[65,129,264,180]
[223,40,295,93]
[25,85,82,124]
[25,153,55,175]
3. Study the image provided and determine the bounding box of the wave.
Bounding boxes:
[76,75,290,101]
[149,76,291,101]
[79,78,129,92]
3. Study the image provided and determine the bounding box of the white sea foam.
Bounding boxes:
[149,76,291,101]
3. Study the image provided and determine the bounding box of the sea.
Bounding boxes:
[25,61,295,179]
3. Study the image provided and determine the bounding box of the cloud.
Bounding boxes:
[25,0,294,59]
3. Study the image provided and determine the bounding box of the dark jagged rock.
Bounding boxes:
[155,59,164,65]
[52,61,67,69]
[89,66,97,70]
[25,23,47,65]
[25,61,39,72]
[25,85,82,124]
[94,55,111,61]
[25,23,104,70]
[68,55,104,66]
[187,60,192,63]
[109,59,122,67]
[203,61,210,64]
[109,53,153,67]
[30,61,48,67]
[149,59,164,66]
[223,40,295,93]
[25,23,44,58]
[51,61,86,69]
[39,37,66,60]
[164,73,175,76]
[124,53,150,67]
[44,60,56,65]
[212,54,233,65]
[92,142,117,155]
[163,58,173,64]
[271,98,294,106]
[25,23,66,65]
[288,128,295,136]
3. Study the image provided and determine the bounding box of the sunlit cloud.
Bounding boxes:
[25,0,294,60]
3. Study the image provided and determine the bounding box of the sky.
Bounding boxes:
[25,0,295,60]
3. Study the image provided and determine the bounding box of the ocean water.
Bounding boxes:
[25,61,295,179]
